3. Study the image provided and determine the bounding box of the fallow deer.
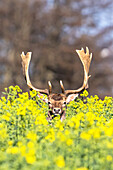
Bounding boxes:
[21,47,92,121]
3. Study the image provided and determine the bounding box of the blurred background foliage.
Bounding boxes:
[0,0,113,98]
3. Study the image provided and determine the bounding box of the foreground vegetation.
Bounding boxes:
[0,86,113,170]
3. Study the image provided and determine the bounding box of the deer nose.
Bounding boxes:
[53,108,61,114]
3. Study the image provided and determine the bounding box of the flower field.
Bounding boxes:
[0,86,113,170]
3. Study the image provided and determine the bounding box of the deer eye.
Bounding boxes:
[48,101,51,105]
[63,101,66,105]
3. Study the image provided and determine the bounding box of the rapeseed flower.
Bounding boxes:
[106,155,112,162]
[57,132,66,142]
[80,131,91,140]
[8,141,13,146]
[55,155,65,168]
[25,155,36,164]
[26,131,37,141]
[2,115,10,121]
[66,138,73,146]
[1,86,113,169]
[6,147,19,154]
[20,145,26,156]
[27,141,35,148]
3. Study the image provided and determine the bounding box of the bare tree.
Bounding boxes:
[0,0,113,98]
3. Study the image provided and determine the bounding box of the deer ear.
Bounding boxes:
[37,93,48,103]
[66,94,78,104]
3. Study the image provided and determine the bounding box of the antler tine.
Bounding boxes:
[21,52,49,95]
[65,47,92,95]
[48,81,52,94]
[60,80,65,93]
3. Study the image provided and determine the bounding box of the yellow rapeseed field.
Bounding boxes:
[0,85,113,170]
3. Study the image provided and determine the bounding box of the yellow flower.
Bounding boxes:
[104,127,112,137]
[93,130,100,139]
[106,142,113,148]
[17,141,22,147]
[30,90,37,98]
[80,90,89,97]
[75,120,80,129]
[28,148,35,156]
[25,155,36,164]
[20,145,26,156]
[65,129,70,135]
[57,132,66,142]
[55,121,64,131]
[66,139,73,146]
[68,121,74,128]
[6,148,12,154]
[55,155,65,168]
[106,155,112,162]
[15,85,22,92]
[27,141,35,148]
[88,128,100,139]
[8,141,13,146]
[1,96,7,102]
[85,112,95,125]
[11,147,19,154]
[71,117,80,129]
[27,132,37,141]
[7,147,19,154]
[80,132,91,140]
[45,134,55,143]
[2,115,10,121]
[0,129,7,139]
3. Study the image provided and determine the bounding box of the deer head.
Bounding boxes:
[21,47,92,121]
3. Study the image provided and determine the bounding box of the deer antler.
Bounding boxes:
[60,80,65,94]
[48,81,52,94]
[64,47,92,95]
[21,52,49,95]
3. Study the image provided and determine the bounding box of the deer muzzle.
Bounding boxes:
[53,107,61,115]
